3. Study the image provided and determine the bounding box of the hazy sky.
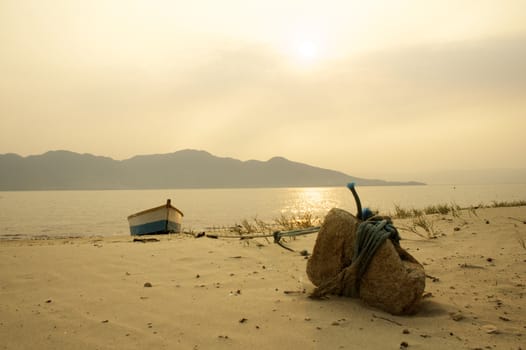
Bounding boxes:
[1,0,525,181]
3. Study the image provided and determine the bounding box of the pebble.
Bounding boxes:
[482,324,499,334]
[450,312,464,321]
[144,282,152,288]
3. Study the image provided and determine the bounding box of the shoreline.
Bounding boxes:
[1,206,525,349]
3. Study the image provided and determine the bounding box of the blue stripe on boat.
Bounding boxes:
[130,220,182,235]
[166,221,181,233]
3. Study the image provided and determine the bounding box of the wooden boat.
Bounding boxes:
[127,199,184,235]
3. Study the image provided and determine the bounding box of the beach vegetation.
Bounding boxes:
[490,200,526,208]
[423,204,447,215]
[232,216,272,235]
[232,212,321,236]
[392,202,466,219]
[393,204,422,219]
[468,205,479,217]
[274,212,320,230]
[408,214,440,239]
[230,198,525,239]
[392,202,479,219]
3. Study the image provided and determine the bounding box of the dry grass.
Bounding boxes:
[398,214,441,239]
[232,212,321,235]
[393,202,463,219]
[490,200,526,208]
[230,198,525,240]
[274,212,320,230]
[232,216,272,235]
[393,204,422,219]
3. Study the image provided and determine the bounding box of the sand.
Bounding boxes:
[1,206,525,350]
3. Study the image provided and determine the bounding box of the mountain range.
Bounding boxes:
[0,149,424,190]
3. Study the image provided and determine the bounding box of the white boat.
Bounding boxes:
[127,199,184,235]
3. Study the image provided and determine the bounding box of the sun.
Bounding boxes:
[278,30,327,68]
[293,40,324,68]
[296,40,319,62]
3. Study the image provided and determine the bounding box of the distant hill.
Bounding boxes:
[0,150,425,190]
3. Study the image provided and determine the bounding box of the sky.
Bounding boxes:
[1,0,525,183]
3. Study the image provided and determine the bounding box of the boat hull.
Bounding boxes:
[128,201,183,235]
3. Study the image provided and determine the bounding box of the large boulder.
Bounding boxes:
[307,208,426,315]
[359,241,426,314]
[306,208,358,286]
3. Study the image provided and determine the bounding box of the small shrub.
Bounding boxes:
[450,203,462,218]
[411,208,424,217]
[274,212,321,231]
[411,214,439,238]
[274,214,297,231]
[232,216,272,235]
[423,205,438,215]
[393,204,413,219]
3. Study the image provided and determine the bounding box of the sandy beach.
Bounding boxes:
[1,206,525,350]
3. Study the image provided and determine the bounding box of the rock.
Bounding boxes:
[359,240,425,315]
[306,208,358,286]
[450,312,464,321]
[144,282,152,288]
[307,208,426,315]
[482,324,499,334]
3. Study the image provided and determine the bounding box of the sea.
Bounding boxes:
[1,184,525,239]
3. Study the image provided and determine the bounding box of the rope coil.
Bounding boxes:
[351,217,400,295]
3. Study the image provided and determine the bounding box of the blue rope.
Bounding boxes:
[351,217,401,294]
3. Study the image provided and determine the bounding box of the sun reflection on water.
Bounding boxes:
[279,187,343,218]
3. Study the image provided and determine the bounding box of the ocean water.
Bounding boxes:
[1,184,525,239]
